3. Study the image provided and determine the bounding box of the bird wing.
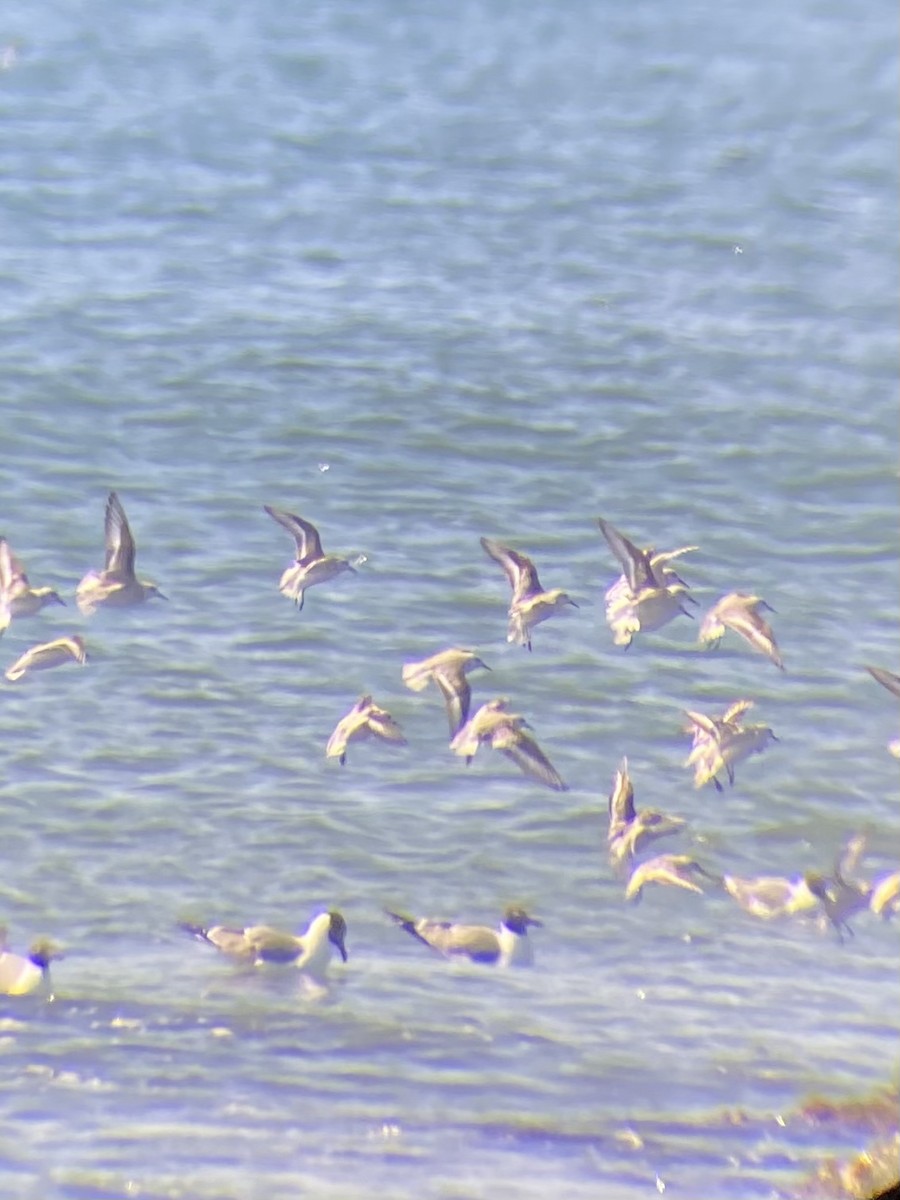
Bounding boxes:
[441,924,502,963]
[835,834,867,883]
[683,710,721,740]
[186,924,255,958]
[264,506,323,562]
[246,926,303,964]
[0,539,29,594]
[495,728,568,791]
[608,758,636,831]
[434,666,472,737]
[104,492,136,578]
[480,537,542,599]
[366,708,407,745]
[723,606,784,669]
[597,519,652,593]
[386,911,443,951]
[866,665,900,699]
[400,659,431,692]
[721,699,754,726]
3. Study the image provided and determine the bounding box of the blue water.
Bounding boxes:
[1,2,897,1197]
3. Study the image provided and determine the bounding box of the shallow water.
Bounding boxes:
[1,1,898,1197]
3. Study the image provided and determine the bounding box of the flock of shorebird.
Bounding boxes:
[1,493,898,996]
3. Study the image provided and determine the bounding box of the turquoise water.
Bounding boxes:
[1,2,897,1197]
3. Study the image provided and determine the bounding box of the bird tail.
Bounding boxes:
[178,921,212,944]
[384,910,431,947]
[385,909,416,932]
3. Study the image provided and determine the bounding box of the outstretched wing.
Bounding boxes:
[265,506,324,562]
[480,537,542,599]
[104,492,136,578]
[597,519,653,593]
[496,729,568,792]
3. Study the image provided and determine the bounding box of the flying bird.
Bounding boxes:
[401,648,490,738]
[480,537,577,650]
[450,698,567,791]
[607,758,686,866]
[597,518,697,648]
[624,855,714,902]
[0,538,65,633]
[76,492,166,615]
[699,592,784,670]
[5,635,88,682]
[326,695,407,765]
[683,700,777,791]
[264,506,355,611]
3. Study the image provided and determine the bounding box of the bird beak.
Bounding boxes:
[526,915,543,928]
[567,598,580,609]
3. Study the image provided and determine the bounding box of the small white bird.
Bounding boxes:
[606,758,686,866]
[386,906,542,966]
[264,506,355,611]
[5,635,88,682]
[480,537,577,651]
[720,873,822,921]
[0,538,65,633]
[698,592,784,671]
[624,855,714,902]
[597,518,697,648]
[76,492,166,615]
[401,648,490,738]
[450,698,567,791]
[326,695,407,765]
[179,911,348,979]
[682,701,777,791]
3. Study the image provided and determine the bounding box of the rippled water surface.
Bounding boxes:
[1,2,897,1197]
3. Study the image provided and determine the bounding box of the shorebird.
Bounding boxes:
[606,758,686,866]
[809,835,873,939]
[624,854,714,902]
[720,872,823,921]
[264,506,355,611]
[0,936,63,996]
[698,592,784,670]
[479,537,577,650]
[401,648,490,738]
[5,635,87,682]
[326,695,407,765]
[76,492,166,615]
[450,697,568,791]
[865,665,900,758]
[179,911,348,978]
[869,870,900,919]
[683,700,777,791]
[0,538,64,632]
[386,906,541,966]
[597,518,697,648]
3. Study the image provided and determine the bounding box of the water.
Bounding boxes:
[0,2,897,1197]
